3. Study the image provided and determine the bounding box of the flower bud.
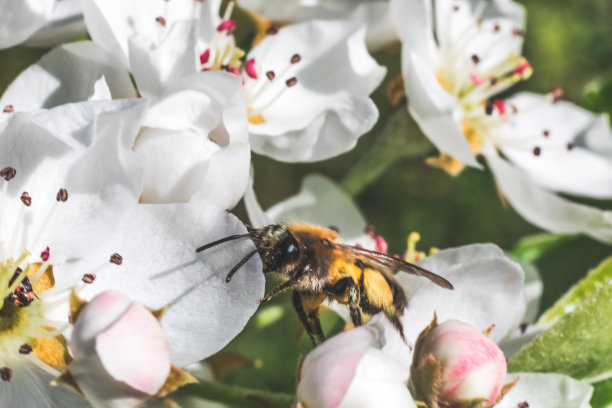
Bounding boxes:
[410,318,508,408]
[64,291,171,407]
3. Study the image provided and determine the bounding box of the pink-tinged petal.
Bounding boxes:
[298,327,377,408]
[96,299,170,394]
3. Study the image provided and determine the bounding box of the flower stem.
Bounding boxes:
[180,380,295,408]
[341,108,433,196]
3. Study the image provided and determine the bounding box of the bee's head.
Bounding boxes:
[250,224,301,274]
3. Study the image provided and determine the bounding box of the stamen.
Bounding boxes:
[3,105,14,113]
[543,130,550,137]
[533,146,541,156]
[19,344,33,355]
[217,20,236,34]
[0,167,16,181]
[222,0,236,21]
[155,16,166,26]
[56,188,68,202]
[266,71,275,81]
[471,54,480,64]
[1,367,12,382]
[31,261,49,286]
[265,26,279,35]
[20,192,32,206]
[200,49,210,65]
[110,253,123,265]
[245,58,258,79]
[40,247,50,262]
[82,273,96,284]
[290,54,301,64]
[285,77,298,87]
[518,402,529,408]
[567,143,574,151]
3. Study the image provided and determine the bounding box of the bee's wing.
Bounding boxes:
[336,244,454,290]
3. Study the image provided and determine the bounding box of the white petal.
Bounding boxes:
[0,361,88,408]
[89,76,113,101]
[496,373,593,408]
[298,326,378,408]
[24,0,87,47]
[583,114,612,155]
[397,244,526,347]
[0,41,135,112]
[485,151,612,243]
[497,93,612,198]
[66,203,265,367]
[0,0,54,49]
[81,0,199,66]
[246,20,385,161]
[0,99,146,261]
[129,20,198,98]
[390,0,436,64]
[403,52,480,168]
[266,174,370,244]
[498,323,549,358]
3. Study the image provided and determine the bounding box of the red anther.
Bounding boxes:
[245,58,258,79]
[470,73,484,86]
[229,67,240,76]
[513,61,531,76]
[493,99,507,115]
[375,236,388,254]
[40,246,50,262]
[200,49,210,65]
[217,20,236,34]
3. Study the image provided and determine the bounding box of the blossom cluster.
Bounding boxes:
[0,0,609,407]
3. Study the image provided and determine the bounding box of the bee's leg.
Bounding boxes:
[292,291,317,346]
[347,279,363,327]
[307,311,325,345]
[260,278,299,304]
[386,312,406,343]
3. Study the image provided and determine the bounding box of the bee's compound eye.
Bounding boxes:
[287,243,298,254]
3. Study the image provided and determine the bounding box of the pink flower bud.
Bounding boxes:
[411,319,507,408]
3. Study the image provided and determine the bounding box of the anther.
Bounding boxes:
[110,253,123,265]
[511,104,518,114]
[266,26,279,35]
[3,105,14,113]
[485,102,494,115]
[200,49,210,65]
[543,130,550,137]
[512,28,525,37]
[321,239,334,248]
[0,166,16,181]
[519,322,528,333]
[155,17,166,26]
[453,5,459,11]
[82,274,96,284]
[550,86,563,103]
[56,188,68,202]
[19,344,33,355]
[494,99,506,115]
[490,77,498,85]
[494,23,501,32]
[567,142,574,151]
[285,77,298,87]
[245,58,258,79]
[40,247,50,262]
[533,146,541,156]
[217,20,236,34]
[290,54,301,64]
[266,71,275,81]
[21,192,32,206]
[471,54,480,64]
[518,402,529,408]
[0,367,12,382]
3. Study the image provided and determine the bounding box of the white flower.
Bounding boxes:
[0,0,56,49]
[80,0,386,162]
[1,23,251,208]
[67,291,171,407]
[0,99,146,407]
[238,0,396,51]
[391,0,527,169]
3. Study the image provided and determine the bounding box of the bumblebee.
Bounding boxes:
[197,223,453,345]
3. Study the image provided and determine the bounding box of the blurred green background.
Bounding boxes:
[1,0,611,399]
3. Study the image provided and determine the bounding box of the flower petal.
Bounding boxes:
[485,151,612,243]
[24,0,87,47]
[67,203,265,367]
[390,0,436,64]
[496,373,593,408]
[403,52,480,168]
[497,93,612,198]
[0,41,135,112]
[397,244,526,346]
[0,0,54,49]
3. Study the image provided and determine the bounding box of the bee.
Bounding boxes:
[197,223,453,345]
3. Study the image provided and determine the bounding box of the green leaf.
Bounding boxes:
[508,283,612,383]
[591,378,612,408]
[512,233,572,263]
[539,256,612,324]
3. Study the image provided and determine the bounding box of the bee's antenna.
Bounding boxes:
[225,250,258,283]
[196,233,252,253]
